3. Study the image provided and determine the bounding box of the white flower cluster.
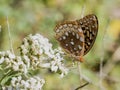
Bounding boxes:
[19,34,69,77]
[0,50,15,64]
[0,34,69,89]
[50,48,69,78]
[0,51,28,74]
[11,76,45,90]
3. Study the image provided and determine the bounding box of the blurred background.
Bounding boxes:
[0,0,120,90]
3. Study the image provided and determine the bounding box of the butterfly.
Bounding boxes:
[54,14,98,62]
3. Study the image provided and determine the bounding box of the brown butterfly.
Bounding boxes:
[54,14,98,62]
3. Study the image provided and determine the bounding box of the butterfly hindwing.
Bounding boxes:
[77,14,98,55]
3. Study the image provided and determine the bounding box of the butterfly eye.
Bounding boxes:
[54,14,98,62]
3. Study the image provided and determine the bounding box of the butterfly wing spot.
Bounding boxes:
[87,42,91,45]
[68,24,73,27]
[58,37,62,41]
[83,20,86,23]
[74,25,78,28]
[76,33,79,39]
[89,28,92,32]
[74,48,77,50]
[92,25,95,28]
[78,28,82,32]
[80,21,83,25]
[70,41,74,45]
[59,25,63,29]
[71,39,73,41]
[72,32,75,36]
[62,36,66,40]
[92,30,96,35]
[90,34,92,40]
[80,37,84,42]
[68,30,71,33]
[78,45,82,50]
[86,27,89,30]
[63,24,67,27]
[56,29,60,33]
[87,31,90,37]
[90,17,93,20]
[86,45,88,49]
[65,44,68,46]
[65,32,69,36]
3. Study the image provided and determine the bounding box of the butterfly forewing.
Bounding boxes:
[76,14,98,55]
[55,21,84,58]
